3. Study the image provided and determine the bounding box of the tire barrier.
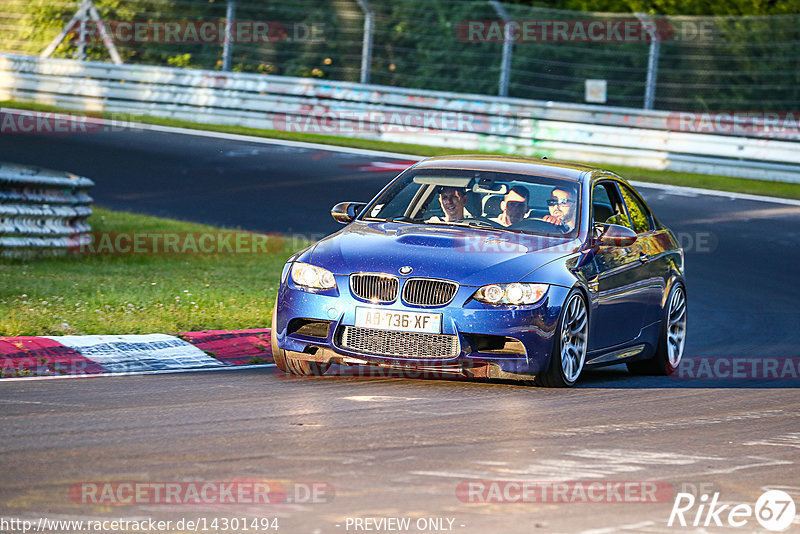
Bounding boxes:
[1,53,799,182]
[0,329,273,378]
[0,162,94,257]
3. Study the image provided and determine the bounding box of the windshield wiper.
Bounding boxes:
[362,216,422,224]
[423,219,505,232]
[458,220,502,230]
[386,216,422,223]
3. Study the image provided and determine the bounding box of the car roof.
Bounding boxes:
[412,155,600,182]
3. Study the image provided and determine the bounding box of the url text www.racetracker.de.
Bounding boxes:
[0,516,279,533]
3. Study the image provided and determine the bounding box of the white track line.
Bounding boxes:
[5,107,797,205]
[0,363,276,383]
[129,122,800,207]
[135,122,423,160]
[628,180,800,206]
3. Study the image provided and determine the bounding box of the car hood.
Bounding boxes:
[308,221,580,286]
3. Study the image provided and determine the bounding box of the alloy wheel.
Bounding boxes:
[560,293,588,383]
[666,286,687,367]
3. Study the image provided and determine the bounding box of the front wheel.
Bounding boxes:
[536,290,588,387]
[627,283,687,376]
[271,298,330,377]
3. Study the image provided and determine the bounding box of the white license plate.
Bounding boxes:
[355,307,441,334]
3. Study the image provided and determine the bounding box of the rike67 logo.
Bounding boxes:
[668,489,796,531]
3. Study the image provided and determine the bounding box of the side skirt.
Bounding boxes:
[585,344,647,366]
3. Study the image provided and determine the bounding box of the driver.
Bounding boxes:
[428,186,470,222]
[542,187,577,231]
[493,186,529,227]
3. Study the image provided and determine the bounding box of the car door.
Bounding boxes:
[617,183,669,328]
[586,180,652,350]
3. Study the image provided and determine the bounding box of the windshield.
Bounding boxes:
[360,168,582,238]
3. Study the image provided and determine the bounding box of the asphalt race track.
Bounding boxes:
[1,125,799,533]
[2,126,407,235]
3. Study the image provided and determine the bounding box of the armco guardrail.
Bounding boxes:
[0,53,798,182]
[0,163,93,257]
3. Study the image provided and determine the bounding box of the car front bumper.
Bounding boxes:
[274,275,570,378]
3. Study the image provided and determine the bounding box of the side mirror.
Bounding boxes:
[331,202,366,224]
[594,223,637,247]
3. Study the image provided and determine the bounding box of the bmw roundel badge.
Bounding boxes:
[399,266,413,275]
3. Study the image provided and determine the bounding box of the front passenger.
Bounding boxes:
[493,186,530,227]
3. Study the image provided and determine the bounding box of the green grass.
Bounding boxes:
[0,208,307,336]
[4,99,800,200]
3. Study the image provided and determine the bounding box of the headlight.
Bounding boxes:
[290,262,336,290]
[473,283,548,305]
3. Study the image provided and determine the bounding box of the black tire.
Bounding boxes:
[270,298,288,372]
[284,355,330,377]
[627,283,687,376]
[271,298,330,376]
[535,289,589,388]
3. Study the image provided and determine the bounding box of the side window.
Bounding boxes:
[619,184,653,234]
[592,181,631,229]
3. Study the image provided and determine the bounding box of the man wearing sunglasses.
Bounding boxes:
[542,187,577,231]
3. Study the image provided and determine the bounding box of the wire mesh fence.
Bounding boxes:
[1,0,798,111]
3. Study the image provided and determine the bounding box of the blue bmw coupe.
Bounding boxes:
[271,156,686,387]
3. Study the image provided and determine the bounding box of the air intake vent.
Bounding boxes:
[402,278,459,307]
[340,326,460,359]
[287,319,331,339]
[350,273,399,303]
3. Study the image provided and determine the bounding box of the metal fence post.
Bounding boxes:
[86,1,123,64]
[222,0,236,71]
[489,0,513,97]
[41,0,123,64]
[636,13,660,110]
[41,0,88,59]
[355,0,374,84]
[76,16,87,61]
